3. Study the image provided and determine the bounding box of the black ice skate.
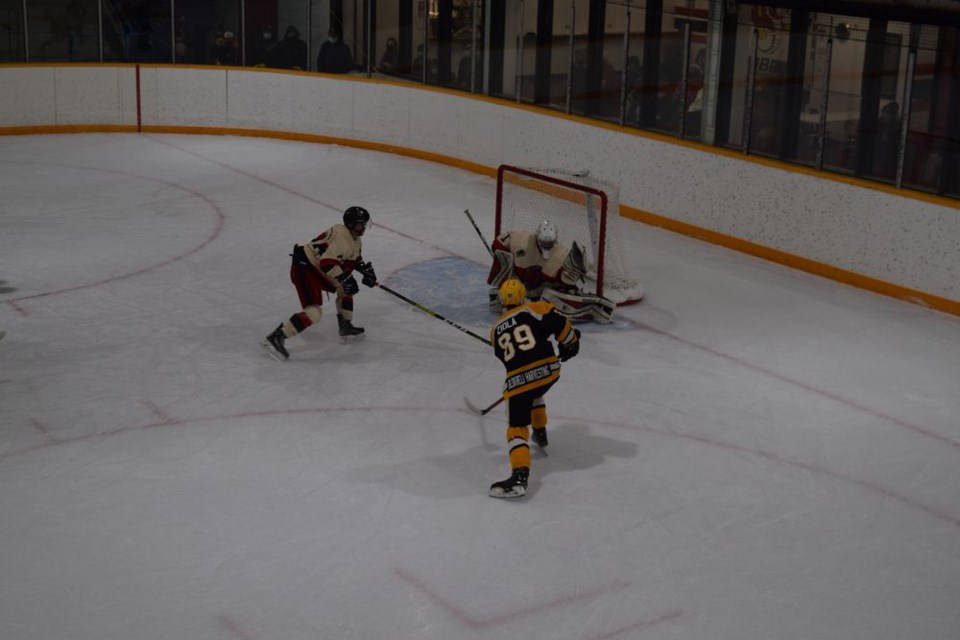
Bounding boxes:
[261,325,289,361]
[338,315,365,342]
[531,427,548,454]
[489,467,529,499]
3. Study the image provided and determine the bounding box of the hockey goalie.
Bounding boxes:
[486,220,616,323]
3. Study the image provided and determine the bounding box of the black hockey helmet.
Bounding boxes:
[343,206,370,231]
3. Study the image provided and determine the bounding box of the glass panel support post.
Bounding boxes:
[815,36,833,171]
[896,48,916,188]
[470,0,479,93]
[515,0,524,102]
[618,9,631,126]
[307,0,313,71]
[678,21,692,138]
[21,0,28,62]
[483,0,491,93]
[423,0,429,84]
[365,0,372,77]
[703,0,725,145]
[170,0,176,63]
[565,1,575,114]
[741,29,759,153]
[98,0,104,62]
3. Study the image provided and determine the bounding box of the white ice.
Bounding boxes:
[1,134,959,640]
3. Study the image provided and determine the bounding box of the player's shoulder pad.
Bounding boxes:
[528,300,554,315]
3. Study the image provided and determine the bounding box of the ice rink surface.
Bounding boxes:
[1,134,959,640]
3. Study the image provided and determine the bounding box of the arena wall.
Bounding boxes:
[1,64,957,314]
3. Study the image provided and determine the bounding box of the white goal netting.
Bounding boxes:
[495,165,643,305]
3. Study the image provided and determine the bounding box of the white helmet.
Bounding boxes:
[536,220,558,259]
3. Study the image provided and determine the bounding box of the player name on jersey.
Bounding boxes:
[495,316,518,335]
[505,362,560,391]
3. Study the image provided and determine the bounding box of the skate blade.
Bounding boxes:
[339,333,366,344]
[260,340,287,361]
[489,486,527,499]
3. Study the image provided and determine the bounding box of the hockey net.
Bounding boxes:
[495,165,643,306]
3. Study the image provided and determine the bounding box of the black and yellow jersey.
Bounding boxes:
[490,300,578,398]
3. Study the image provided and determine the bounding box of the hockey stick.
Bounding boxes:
[464,209,495,258]
[376,283,503,414]
[376,283,491,347]
[463,395,504,416]
[374,282,503,415]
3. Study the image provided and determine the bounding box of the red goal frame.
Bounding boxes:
[495,164,612,299]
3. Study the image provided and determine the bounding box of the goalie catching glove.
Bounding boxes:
[558,328,581,362]
[562,241,589,284]
[357,261,378,288]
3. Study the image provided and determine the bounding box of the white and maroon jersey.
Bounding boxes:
[301,223,363,281]
[488,231,576,297]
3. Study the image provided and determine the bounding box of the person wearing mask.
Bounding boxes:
[486,220,617,323]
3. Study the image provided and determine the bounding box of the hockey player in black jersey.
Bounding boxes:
[488,278,580,498]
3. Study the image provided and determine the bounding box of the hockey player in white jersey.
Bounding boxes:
[486,220,615,323]
[261,206,378,360]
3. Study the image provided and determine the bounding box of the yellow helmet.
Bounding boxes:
[499,278,527,308]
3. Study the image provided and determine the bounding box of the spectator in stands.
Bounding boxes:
[874,101,901,180]
[600,57,620,116]
[40,0,88,61]
[316,26,355,74]
[457,40,474,89]
[129,0,153,54]
[267,25,308,70]
[252,25,276,66]
[210,30,238,66]
[624,55,643,125]
[378,37,399,74]
[412,43,438,82]
[174,15,194,63]
[570,49,589,113]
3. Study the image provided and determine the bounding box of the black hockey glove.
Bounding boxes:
[558,329,581,362]
[337,272,359,296]
[357,261,378,288]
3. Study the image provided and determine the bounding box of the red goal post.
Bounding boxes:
[494,165,643,306]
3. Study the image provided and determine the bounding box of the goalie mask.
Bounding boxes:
[343,206,370,235]
[499,278,527,308]
[536,220,558,259]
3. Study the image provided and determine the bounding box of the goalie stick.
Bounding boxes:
[464,209,495,257]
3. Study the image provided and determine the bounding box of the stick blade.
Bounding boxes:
[463,396,485,416]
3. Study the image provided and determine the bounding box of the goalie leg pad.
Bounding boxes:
[542,288,615,324]
[487,250,516,287]
[489,286,503,311]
